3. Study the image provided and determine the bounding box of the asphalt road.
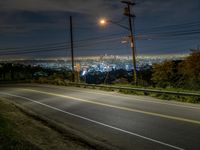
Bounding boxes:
[0,84,200,150]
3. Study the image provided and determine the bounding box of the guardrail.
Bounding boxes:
[67,82,200,98]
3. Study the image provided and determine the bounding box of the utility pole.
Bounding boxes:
[121,0,137,85]
[70,16,75,82]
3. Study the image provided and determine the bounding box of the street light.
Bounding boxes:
[98,17,137,85]
[99,18,129,30]
[99,18,107,26]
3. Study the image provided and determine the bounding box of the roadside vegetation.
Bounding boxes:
[0,99,40,150]
[0,98,107,150]
[0,117,39,150]
[0,51,199,103]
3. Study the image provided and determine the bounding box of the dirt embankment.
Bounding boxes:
[0,98,100,150]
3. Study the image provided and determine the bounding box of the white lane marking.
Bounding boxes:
[31,84,200,110]
[0,92,185,150]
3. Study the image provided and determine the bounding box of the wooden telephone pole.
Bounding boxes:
[70,16,75,82]
[121,1,137,85]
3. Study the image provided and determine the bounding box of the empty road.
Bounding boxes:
[0,84,200,150]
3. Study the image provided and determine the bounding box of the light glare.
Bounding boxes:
[99,18,107,26]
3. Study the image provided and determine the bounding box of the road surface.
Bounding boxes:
[0,84,200,150]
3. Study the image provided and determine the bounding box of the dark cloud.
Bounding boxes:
[0,0,123,35]
[0,0,122,15]
[0,0,199,57]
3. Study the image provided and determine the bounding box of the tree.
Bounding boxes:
[179,51,200,89]
[137,65,153,86]
[152,61,181,88]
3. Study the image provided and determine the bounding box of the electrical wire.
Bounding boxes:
[0,20,200,56]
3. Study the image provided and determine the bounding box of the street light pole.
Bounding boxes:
[122,1,137,85]
[70,16,75,82]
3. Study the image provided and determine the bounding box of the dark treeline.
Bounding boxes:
[152,51,200,90]
[0,64,57,82]
[0,51,199,90]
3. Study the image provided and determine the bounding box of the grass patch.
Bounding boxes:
[150,93,200,103]
[0,99,115,150]
[117,90,200,103]
[107,83,200,103]
[113,83,200,94]
[0,108,40,150]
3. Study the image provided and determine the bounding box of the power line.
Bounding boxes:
[0,28,199,54]
[137,20,200,32]
[0,37,124,55]
[0,42,66,51]
[1,20,199,51]
[0,32,125,51]
[0,21,199,56]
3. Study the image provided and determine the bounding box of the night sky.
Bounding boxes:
[0,0,200,59]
